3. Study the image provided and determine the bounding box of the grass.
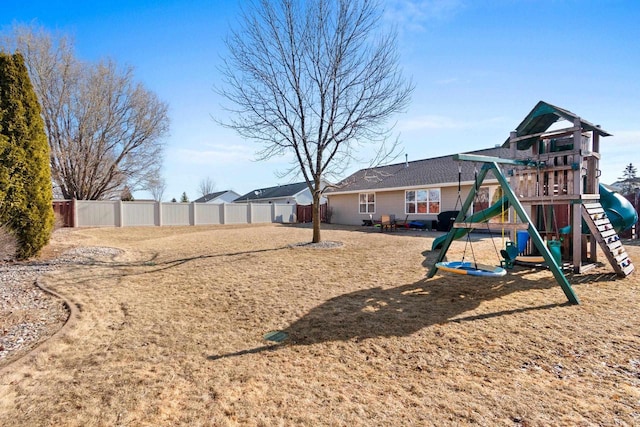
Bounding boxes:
[1,224,639,426]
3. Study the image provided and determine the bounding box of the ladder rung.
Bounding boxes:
[604,235,621,244]
[582,204,635,277]
[622,263,635,276]
[605,242,621,251]
[583,203,603,210]
[614,252,628,263]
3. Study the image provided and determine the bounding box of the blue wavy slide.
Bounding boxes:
[597,183,638,232]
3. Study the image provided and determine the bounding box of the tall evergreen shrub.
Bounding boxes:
[0,52,54,259]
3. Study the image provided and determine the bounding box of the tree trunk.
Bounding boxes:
[312,188,321,243]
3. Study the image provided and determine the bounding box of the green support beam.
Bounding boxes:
[454,153,544,168]
[427,160,580,305]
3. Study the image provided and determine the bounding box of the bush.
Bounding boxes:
[0,224,18,261]
[0,52,54,259]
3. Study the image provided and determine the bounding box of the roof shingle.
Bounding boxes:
[327,147,519,193]
[193,191,229,203]
[236,182,309,201]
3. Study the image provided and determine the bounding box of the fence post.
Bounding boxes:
[72,198,77,227]
[155,201,162,226]
[221,203,226,225]
[248,203,253,224]
[117,200,123,227]
[190,202,196,226]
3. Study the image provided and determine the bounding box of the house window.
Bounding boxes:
[359,193,375,213]
[473,187,490,214]
[405,189,440,214]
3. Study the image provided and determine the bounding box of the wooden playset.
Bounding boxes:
[428,101,637,305]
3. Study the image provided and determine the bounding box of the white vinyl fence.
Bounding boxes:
[69,200,297,227]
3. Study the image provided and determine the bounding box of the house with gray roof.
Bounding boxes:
[193,190,241,204]
[326,146,515,227]
[235,181,328,205]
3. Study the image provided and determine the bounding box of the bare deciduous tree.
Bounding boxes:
[218,0,412,242]
[145,176,167,202]
[3,24,169,200]
[198,176,216,197]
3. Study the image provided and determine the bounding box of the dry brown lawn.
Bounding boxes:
[1,224,639,426]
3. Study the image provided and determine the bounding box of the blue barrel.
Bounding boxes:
[517,231,529,254]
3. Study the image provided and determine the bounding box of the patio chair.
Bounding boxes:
[380,214,397,232]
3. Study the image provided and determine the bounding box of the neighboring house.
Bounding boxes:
[235,181,328,205]
[326,146,518,227]
[193,190,241,204]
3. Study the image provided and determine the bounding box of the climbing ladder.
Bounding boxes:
[582,202,635,277]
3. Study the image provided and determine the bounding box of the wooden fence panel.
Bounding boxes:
[296,204,327,223]
[52,200,74,227]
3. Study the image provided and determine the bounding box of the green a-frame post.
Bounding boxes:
[426,153,580,305]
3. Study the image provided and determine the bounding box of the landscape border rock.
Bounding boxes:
[288,241,344,249]
[0,246,122,374]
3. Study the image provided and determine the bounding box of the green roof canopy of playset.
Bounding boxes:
[428,101,635,305]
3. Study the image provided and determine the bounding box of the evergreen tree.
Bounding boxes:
[120,186,134,201]
[180,192,189,203]
[619,163,639,195]
[0,52,54,259]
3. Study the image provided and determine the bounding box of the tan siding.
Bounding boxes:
[375,191,405,220]
[328,183,503,226]
[441,186,462,212]
[328,194,361,225]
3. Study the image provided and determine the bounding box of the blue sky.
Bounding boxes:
[3,1,639,201]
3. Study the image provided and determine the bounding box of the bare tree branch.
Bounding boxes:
[145,175,167,202]
[3,24,170,200]
[216,0,413,242]
[198,177,216,197]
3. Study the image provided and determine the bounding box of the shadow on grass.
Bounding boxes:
[44,235,597,362]
[207,344,284,361]
[41,245,292,283]
[207,260,569,360]
[619,238,640,247]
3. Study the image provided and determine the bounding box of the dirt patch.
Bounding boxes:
[0,224,638,426]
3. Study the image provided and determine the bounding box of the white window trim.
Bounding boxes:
[405,188,441,215]
[358,192,376,214]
